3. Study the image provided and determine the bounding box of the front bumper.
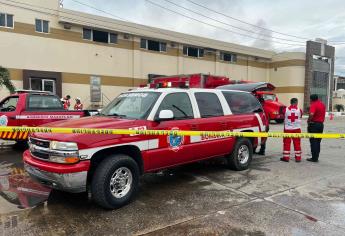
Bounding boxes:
[23,150,90,193]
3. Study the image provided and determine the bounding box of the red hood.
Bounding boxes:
[31,116,139,149]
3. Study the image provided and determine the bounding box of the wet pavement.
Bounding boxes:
[0,118,345,235]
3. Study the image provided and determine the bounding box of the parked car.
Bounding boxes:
[24,84,268,209]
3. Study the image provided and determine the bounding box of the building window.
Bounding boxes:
[35,19,49,33]
[93,30,108,43]
[183,46,204,58]
[109,33,117,44]
[0,13,14,28]
[83,28,92,40]
[82,28,118,44]
[220,52,237,63]
[140,38,167,52]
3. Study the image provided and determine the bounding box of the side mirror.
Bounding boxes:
[156,110,174,121]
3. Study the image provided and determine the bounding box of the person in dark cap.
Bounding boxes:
[307,94,326,162]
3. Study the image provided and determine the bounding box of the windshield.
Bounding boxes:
[100,92,161,119]
[262,94,276,101]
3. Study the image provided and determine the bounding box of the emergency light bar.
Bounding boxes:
[149,81,190,89]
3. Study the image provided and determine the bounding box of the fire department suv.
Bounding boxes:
[24,86,268,209]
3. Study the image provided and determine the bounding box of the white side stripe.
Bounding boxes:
[79,139,159,160]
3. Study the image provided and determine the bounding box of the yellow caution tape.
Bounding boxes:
[0,126,343,139]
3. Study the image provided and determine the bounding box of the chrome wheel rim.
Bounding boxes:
[238,145,249,164]
[109,167,133,198]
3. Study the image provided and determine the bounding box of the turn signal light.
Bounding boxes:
[64,157,80,164]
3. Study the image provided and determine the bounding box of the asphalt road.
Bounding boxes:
[0,117,345,236]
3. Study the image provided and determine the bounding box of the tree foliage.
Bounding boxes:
[0,66,16,94]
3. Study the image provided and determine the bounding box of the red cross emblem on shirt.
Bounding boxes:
[288,112,298,122]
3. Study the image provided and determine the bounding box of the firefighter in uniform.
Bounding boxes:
[74,97,83,110]
[281,98,303,162]
[307,94,326,162]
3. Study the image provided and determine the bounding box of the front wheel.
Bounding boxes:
[227,138,253,171]
[91,154,140,209]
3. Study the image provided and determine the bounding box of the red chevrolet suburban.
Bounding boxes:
[24,86,268,209]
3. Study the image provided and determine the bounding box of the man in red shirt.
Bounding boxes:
[307,94,326,162]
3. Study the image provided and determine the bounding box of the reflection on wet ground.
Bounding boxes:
[0,147,51,211]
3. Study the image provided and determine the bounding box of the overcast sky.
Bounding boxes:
[63,0,345,76]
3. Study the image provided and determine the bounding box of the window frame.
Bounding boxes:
[140,38,167,53]
[0,96,19,112]
[154,92,194,120]
[194,92,224,118]
[0,13,14,29]
[220,52,237,63]
[183,46,204,58]
[83,28,93,41]
[221,91,262,115]
[109,32,118,44]
[26,94,64,111]
[35,19,49,34]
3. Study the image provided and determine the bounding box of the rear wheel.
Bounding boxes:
[227,138,253,171]
[91,154,140,209]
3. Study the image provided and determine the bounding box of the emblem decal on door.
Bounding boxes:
[0,115,8,126]
[168,127,184,151]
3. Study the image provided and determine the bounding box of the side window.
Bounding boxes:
[28,95,63,110]
[195,92,223,118]
[157,93,193,120]
[222,91,262,114]
[0,96,19,112]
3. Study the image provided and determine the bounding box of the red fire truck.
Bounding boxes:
[24,84,268,209]
[0,90,97,141]
[151,74,285,123]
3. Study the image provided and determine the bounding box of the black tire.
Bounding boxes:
[275,119,284,124]
[227,138,253,171]
[91,154,140,209]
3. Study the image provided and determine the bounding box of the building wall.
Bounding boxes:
[0,0,306,109]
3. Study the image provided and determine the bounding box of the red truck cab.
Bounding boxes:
[24,86,268,209]
[0,90,96,141]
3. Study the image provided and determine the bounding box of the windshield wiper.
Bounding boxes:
[107,113,127,118]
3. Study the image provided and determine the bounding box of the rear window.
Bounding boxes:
[195,92,223,118]
[222,91,262,114]
[28,95,63,110]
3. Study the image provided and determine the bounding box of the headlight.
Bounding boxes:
[50,141,78,151]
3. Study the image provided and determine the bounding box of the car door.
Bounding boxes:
[189,91,234,159]
[0,95,21,127]
[145,92,196,170]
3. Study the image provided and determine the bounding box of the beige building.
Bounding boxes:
[0,0,307,108]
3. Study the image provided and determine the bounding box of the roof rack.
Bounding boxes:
[14,90,53,95]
